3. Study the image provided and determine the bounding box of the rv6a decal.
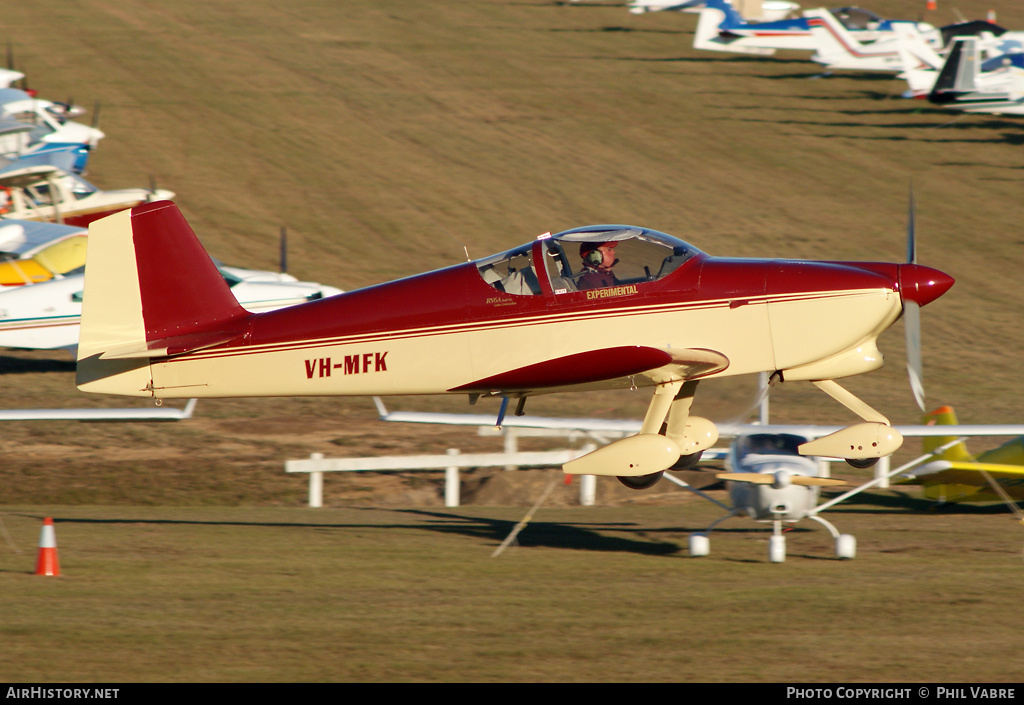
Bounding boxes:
[304,352,389,379]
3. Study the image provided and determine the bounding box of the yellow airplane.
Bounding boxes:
[0,233,87,285]
[898,406,1024,506]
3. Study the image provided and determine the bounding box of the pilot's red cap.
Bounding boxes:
[579,241,617,257]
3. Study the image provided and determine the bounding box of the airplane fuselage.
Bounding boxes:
[102,250,904,400]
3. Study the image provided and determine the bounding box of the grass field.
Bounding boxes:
[2,0,1024,683]
[2,501,1022,683]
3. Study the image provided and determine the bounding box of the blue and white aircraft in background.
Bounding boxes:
[627,0,799,22]
[0,88,103,174]
[671,0,938,58]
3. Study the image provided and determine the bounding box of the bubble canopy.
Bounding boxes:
[475,225,702,296]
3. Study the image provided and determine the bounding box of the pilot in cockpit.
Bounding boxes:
[577,241,619,290]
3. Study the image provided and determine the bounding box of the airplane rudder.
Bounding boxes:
[76,207,153,396]
[129,201,244,339]
[921,405,972,461]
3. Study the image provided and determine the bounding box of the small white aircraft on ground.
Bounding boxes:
[0,88,102,172]
[628,0,800,22]
[372,395,1024,562]
[894,21,1024,99]
[801,9,941,73]
[681,0,937,59]
[922,36,1024,116]
[0,156,175,227]
[0,219,343,356]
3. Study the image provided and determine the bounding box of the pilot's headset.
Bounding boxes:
[580,241,617,267]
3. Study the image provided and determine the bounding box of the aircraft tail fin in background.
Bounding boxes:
[922,406,974,463]
[894,22,945,96]
[931,37,978,97]
[76,202,252,397]
[803,9,907,68]
[703,0,746,28]
[693,0,776,55]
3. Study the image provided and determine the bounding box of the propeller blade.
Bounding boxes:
[904,183,925,411]
[905,300,925,411]
[906,181,917,265]
[790,476,847,487]
[717,472,773,484]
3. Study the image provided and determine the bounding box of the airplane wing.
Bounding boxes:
[374,397,1024,440]
[898,460,1024,483]
[0,398,197,421]
[0,163,61,188]
[0,220,86,258]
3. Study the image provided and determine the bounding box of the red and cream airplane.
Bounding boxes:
[75,201,953,487]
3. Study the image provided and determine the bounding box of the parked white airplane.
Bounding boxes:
[0,219,343,355]
[921,36,1024,115]
[686,0,936,58]
[0,88,103,171]
[893,20,1024,98]
[372,396,1024,562]
[0,157,174,227]
[628,0,800,22]
[802,8,941,72]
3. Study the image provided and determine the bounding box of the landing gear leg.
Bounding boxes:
[768,519,786,563]
[799,379,903,462]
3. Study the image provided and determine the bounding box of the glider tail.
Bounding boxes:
[76,201,251,397]
[922,405,973,463]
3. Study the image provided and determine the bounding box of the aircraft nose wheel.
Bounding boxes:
[689,533,710,557]
[835,534,857,560]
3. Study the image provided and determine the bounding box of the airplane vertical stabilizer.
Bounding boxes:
[77,201,251,397]
[932,38,977,96]
[922,406,974,463]
[693,0,776,55]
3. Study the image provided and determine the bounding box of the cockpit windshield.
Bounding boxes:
[475,225,701,297]
[736,434,807,458]
[829,7,882,30]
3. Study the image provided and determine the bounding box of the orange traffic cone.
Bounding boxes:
[926,0,937,9]
[34,517,60,576]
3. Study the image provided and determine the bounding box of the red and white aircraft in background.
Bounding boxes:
[75,201,953,487]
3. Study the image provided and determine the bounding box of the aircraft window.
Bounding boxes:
[10,110,42,126]
[548,226,699,293]
[65,175,96,200]
[25,184,51,206]
[738,434,806,457]
[475,242,542,296]
[982,53,1024,72]
[830,7,882,30]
